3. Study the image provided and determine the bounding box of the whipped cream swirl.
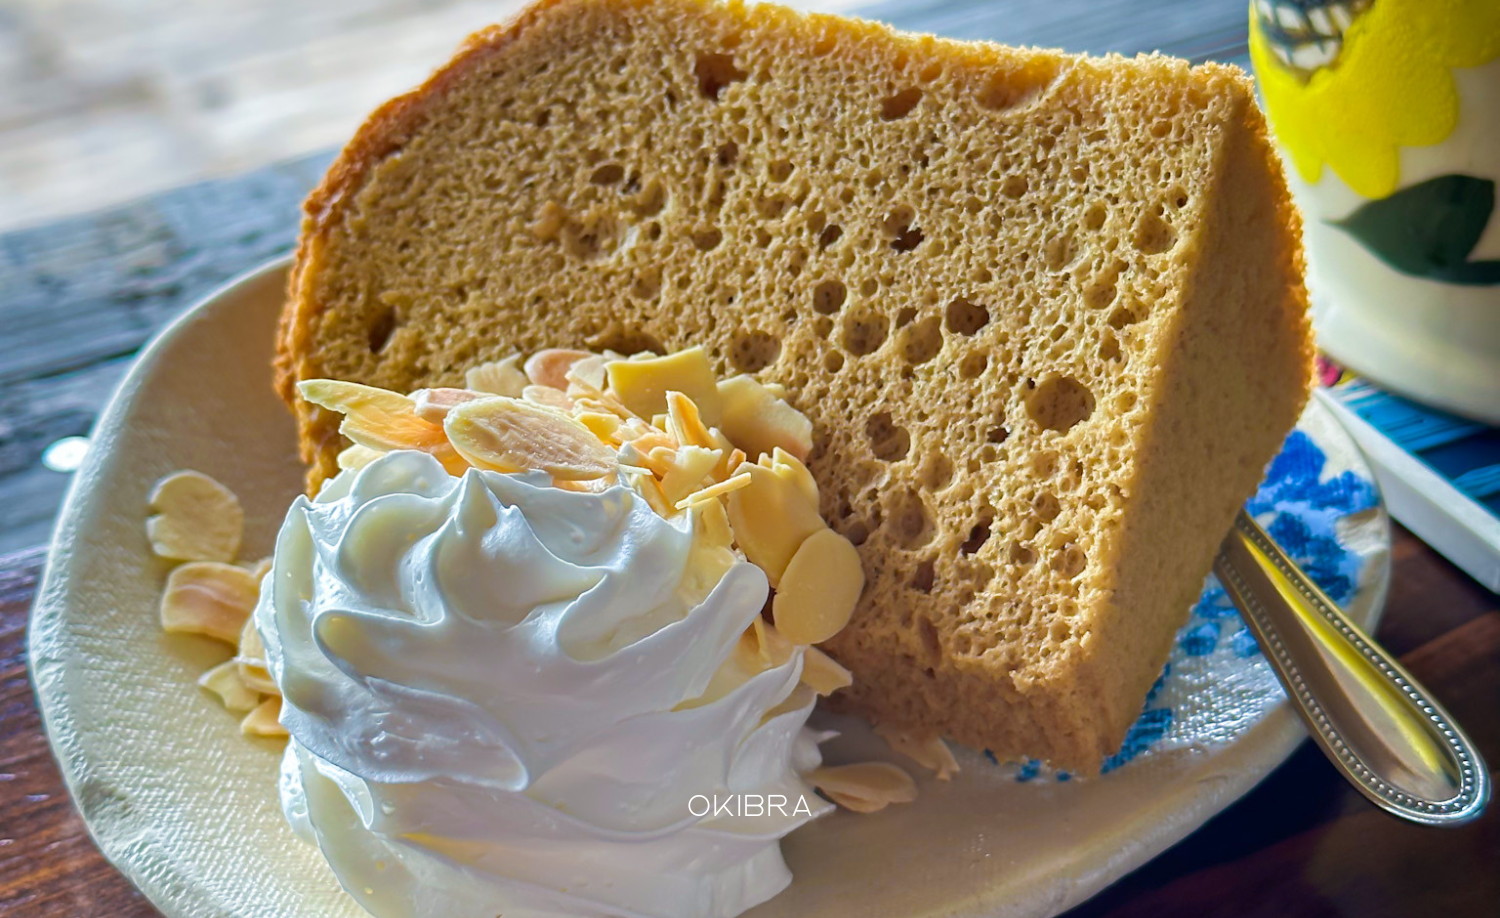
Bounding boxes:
[254,450,830,918]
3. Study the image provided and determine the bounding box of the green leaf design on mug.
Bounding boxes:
[1330,174,1500,286]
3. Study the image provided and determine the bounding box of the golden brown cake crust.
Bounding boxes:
[276,0,1312,771]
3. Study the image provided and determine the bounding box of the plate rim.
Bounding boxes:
[29,255,1392,918]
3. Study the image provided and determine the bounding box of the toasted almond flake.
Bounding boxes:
[466,355,529,397]
[725,454,825,585]
[665,391,716,449]
[336,444,385,471]
[605,347,722,426]
[564,354,610,395]
[241,696,288,737]
[651,413,671,432]
[522,384,574,411]
[717,448,747,482]
[717,375,814,461]
[160,562,259,644]
[773,528,864,644]
[235,615,278,694]
[146,470,244,562]
[642,445,681,478]
[874,724,960,780]
[411,387,486,422]
[692,492,735,549]
[751,616,795,669]
[444,397,615,480]
[552,474,617,493]
[660,446,724,505]
[674,470,752,510]
[762,447,820,504]
[808,762,917,813]
[627,426,677,455]
[198,660,260,714]
[633,474,676,517]
[525,349,594,390]
[297,379,452,456]
[801,645,854,696]
[573,392,635,421]
[576,411,623,443]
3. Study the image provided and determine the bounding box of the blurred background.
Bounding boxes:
[0,0,1249,234]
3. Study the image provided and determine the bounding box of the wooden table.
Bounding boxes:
[1,1,1496,916]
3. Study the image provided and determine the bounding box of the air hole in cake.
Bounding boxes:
[986,425,1009,444]
[589,163,625,185]
[902,316,943,365]
[979,444,998,463]
[919,453,954,490]
[884,205,924,252]
[695,52,747,101]
[817,223,843,249]
[645,222,663,241]
[842,308,889,356]
[881,87,923,120]
[912,558,937,593]
[1035,492,1061,521]
[1052,543,1087,579]
[917,616,941,663]
[1009,543,1037,566]
[366,307,399,353]
[1083,201,1108,231]
[1115,391,1138,412]
[946,297,989,335]
[812,31,837,55]
[729,329,781,372]
[959,352,988,379]
[889,489,933,549]
[1133,208,1177,254]
[1107,305,1139,329]
[692,227,723,251]
[767,158,793,182]
[812,279,846,314]
[895,306,917,327]
[630,180,668,217]
[824,350,844,372]
[859,278,879,297]
[1032,450,1060,477]
[715,141,739,167]
[1165,184,1189,209]
[961,521,991,554]
[629,267,661,299]
[1027,375,1095,432]
[758,194,791,220]
[845,519,871,546]
[813,316,833,337]
[586,325,664,356]
[1084,273,1120,310]
[1001,175,1028,198]
[1043,232,1077,271]
[866,411,911,461]
[978,60,1061,111]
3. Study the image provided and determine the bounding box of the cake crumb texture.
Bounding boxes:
[277,0,1313,771]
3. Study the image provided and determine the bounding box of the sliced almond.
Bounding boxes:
[465,354,528,397]
[160,561,259,644]
[631,472,676,517]
[146,470,243,562]
[524,349,594,390]
[336,444,385,471]
[297,380,459,470]
[198,660,260,714]
[564,354,610,396]
[411,387,486,422]
[674,470,752,510]
[445,397,614,480]
[236,615,278,695]
[658,445,723,506]
[808,762,917,813]
[605,347,722,426]
[773,528,864,645]
[522,384,574,411]
[665,391,716,449]
[873,725,960,781]
[241,696,288,737]
[750,616,795,669]
[801,645,854,696]
[576,411,623,444]
[725,453,825,585]
[718,375,814,461]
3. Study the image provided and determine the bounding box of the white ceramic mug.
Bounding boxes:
[1250,0,1500,424]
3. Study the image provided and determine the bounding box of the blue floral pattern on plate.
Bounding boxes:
[999,418,1384,781]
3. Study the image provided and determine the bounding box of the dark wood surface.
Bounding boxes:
[1,1,1497,915]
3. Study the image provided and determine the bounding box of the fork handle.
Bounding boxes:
[1213,509,1488,825]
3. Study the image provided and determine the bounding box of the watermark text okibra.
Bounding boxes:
[688,794,817,818]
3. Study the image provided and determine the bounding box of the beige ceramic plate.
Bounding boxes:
[32,258,1389,918]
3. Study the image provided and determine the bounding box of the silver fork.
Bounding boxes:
[1214,509,1489,825]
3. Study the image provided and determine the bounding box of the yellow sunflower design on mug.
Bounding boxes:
[1250,0,1500,285]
